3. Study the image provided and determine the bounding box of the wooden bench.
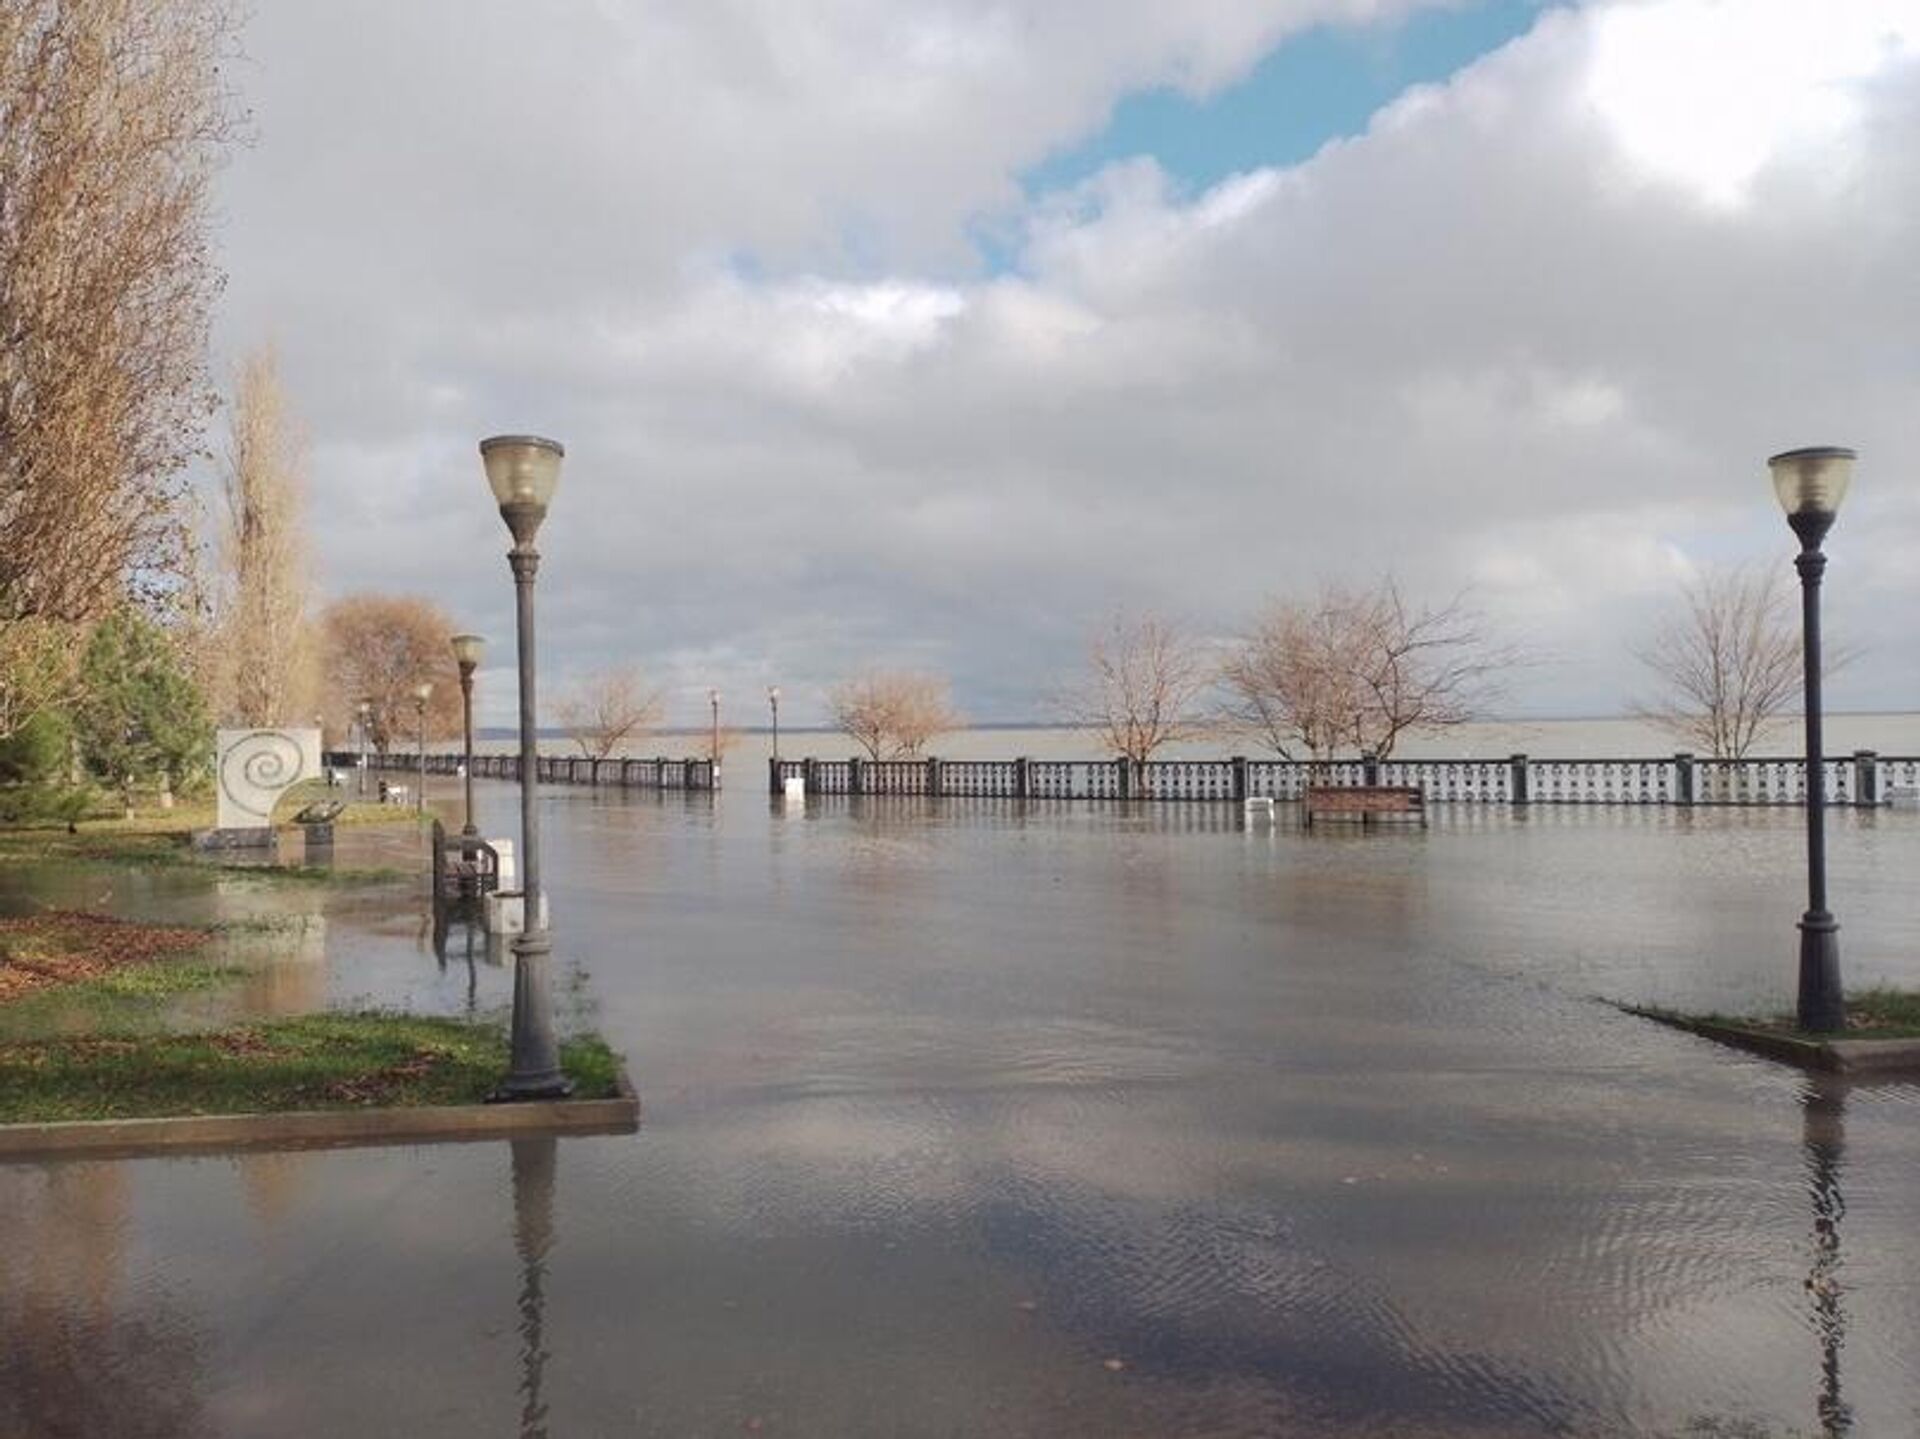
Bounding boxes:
[1303,785,1425,828]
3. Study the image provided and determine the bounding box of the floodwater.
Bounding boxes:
[4,780,1920,1437]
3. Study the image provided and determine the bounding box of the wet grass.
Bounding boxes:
[0,819,412,884]
[0,912,221,1002]
[0,911,247,1039]
[0,1013,621,1123]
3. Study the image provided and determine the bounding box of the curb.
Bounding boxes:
[0,1068,640,1163]
[1625,1007,1920,1076]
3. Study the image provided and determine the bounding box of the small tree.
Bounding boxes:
[319,594,461,751]
[1064,612,1213,765]
[553,669,662,760]
[1221,580,1509,760]
[1634,565,1813,759]
[72,610,210,808]
[829,672,963,759]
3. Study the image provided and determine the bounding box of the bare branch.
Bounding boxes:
[829,672,964,759]
[1632,564,1841,759]
[1219,579,1513,760]
[1061,612,1214,764]
[553,669,663,760]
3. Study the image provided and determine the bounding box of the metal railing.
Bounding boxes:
[770,752,1916,808]
[336,751,720,791]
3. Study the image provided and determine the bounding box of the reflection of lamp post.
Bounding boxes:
[1801,1079,1850,1436]
[768,685,780,763]
[413,681,433,816]
[510,1136,558,1439]
[483,433,571,1099]
[451,634,486,837]
[1771,445,1855,1034]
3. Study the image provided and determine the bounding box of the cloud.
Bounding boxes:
[211,0,1920,726]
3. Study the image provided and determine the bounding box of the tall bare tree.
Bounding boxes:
[216,346,316,725]
[320,594,461,752]
[1634,565,1816,759]
[0,0,239,634]
[829,672,964,759]
[1221,580,1510,760]
[553,669,662,760]
[1065,612,1214,765]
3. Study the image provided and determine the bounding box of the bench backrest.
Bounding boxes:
[1304,785,1423,812]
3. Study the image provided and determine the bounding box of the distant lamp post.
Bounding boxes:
[412,681,433,815]
[709,687,721,767]
[451,633,487,837]
[768,685,781,762]
[482,433,571,1099]
[356,698,373,797]
[1771,444,1855,1034]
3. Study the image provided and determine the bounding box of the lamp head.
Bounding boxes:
[481,434,564,546]
[413,680,434,707]
[1770,445,1854,548]
[450,632,486,674]
[768,686,780,704]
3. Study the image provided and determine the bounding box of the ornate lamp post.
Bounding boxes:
[768,685,780,762]
[451,633,486,836]
[1770,445,1855,1034]
[709,687,721,768]
[483,433,571,1099]
[412,681,433,816]
[356,698,373,797]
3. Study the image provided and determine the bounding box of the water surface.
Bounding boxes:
[3,780,1919,1437]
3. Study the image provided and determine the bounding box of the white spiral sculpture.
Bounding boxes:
[215,728,320,831]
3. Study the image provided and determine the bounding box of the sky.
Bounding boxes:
[208,0,1920,729]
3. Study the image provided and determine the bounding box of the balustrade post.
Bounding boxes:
[1231,756,1248,803]
[1675,752,1695,806]
[1510,753,1529,808]
[927,756,942,797]
[803,757,817,794]
[769,756,782,795]
[684,759,696,789]
[1115,756,1130,800]
[1362,751,1380,787]
[1014,757,1029,801]
[849,756,865,795]
[1854,750,1878,808]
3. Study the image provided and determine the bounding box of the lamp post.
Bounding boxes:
[483,433,571,1099]
[1771,445,1855,1034]
[768,685,780,762]
[709,688,721,768]
[451,634,486,837]
[412,681,433,816]
[356,699,372,797]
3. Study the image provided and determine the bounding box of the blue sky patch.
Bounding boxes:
[1023,1,1550,199]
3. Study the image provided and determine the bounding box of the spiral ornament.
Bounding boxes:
[218,730,308,822]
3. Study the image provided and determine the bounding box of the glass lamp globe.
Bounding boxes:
[450,633,487,670]
[1769,446,1855,520]
[480,435,564,513]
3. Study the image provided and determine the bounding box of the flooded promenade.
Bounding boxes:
[4,777,1919,1437]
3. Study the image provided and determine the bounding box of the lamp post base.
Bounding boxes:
[488,1073,576,1103]
[1796,910,1845,1034]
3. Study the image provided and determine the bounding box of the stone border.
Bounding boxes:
[1626,1007,1920,1075]
[0,1068,640,1162]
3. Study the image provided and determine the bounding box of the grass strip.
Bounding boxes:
[1637,986,1920,1041]
[0,1012,620,1123]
